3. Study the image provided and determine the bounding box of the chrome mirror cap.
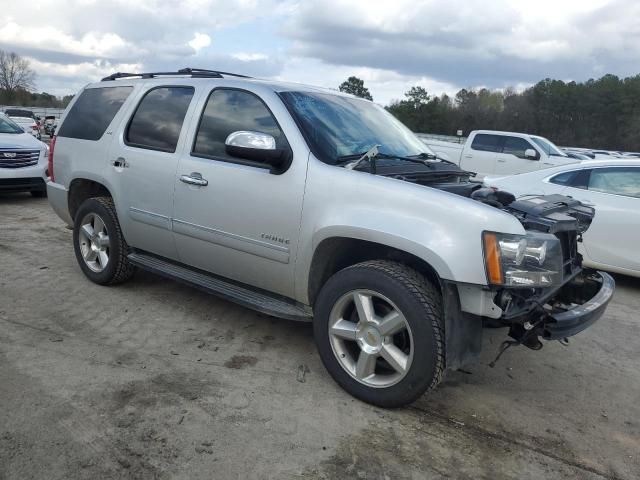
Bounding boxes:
[225,131,276,150]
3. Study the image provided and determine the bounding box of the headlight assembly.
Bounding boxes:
[483,231,563,287]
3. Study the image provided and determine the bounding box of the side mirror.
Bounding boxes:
[225,131,287,173]
[524,148,538,160]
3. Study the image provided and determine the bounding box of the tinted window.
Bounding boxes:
[549,171,578,186]
[471,134,501,152]
[58,87,132,141]
[126,87,194,152]
[588,167,640,198]
[193,89,287,162]
[4,109,35,119]
[502,137,536,159]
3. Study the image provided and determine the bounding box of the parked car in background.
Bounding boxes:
[422,130,579,178]
[43,115,58,137]
[0,113,49,197]
[484,159,640,277]
[564,151,592,161]
[3,108,41,140]
[46,69,613,407]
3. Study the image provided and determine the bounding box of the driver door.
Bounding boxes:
[493,136,540,175]
[172,87,307,298]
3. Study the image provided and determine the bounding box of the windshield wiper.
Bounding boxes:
[339,146,446,173]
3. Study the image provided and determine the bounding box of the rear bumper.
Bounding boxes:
[543,271,615,340]
[46,180,72,225]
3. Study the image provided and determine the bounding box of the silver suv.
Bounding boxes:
[47,68,614,407]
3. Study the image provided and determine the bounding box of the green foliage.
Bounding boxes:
[339,76,373,101]
[0,87,72,108]
[387,74,640,151]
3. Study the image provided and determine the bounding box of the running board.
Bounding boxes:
[127,252,313,322]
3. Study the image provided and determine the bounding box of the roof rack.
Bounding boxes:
[101,68,252,82]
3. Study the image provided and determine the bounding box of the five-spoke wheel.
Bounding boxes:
[73,197,135,285]
[78,213,111,272]
[329,289,413,388]
[314,260,444,407]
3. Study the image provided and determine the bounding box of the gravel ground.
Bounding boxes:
[1,193,638,480]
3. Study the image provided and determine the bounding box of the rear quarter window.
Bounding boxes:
[57,86,132,141]
[125,86,194,153]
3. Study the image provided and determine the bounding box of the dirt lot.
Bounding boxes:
[1,193,638,480]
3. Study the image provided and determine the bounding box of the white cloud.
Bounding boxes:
[188,33,211,52]
[232,52,269,61]
[284,0,640,88]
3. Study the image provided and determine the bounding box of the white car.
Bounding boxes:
[3,108,42,140]
[0,113,49,197]
[484,160,640,277]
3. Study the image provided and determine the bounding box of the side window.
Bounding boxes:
[192,89,288,164]
[57,86,132,141]
[588,167,640,198]
[471,134,501,152]
[126,86,194,153]
[501,137,536,159]
[549,171,578,186]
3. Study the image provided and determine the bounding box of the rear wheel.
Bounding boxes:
[73,197,135,285]
[314,260,444,408]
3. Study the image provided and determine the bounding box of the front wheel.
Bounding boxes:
[314,260,444,408]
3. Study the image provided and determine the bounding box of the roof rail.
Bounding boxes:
[101,68,252,82]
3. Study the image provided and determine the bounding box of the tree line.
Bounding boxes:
[341,75,640,152]
[0,50,72,108]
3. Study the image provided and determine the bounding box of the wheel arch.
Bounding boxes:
[306,235,447,308]
[68,177,113,221]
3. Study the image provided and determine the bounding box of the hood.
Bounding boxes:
[0,131,45,150]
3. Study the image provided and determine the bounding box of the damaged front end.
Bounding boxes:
[477,193,615,357]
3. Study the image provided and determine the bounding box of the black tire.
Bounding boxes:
[314,260,444,408]
[30,190,46,198]
[73,196,135,285]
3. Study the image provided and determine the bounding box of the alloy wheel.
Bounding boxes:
[328,289,414,388]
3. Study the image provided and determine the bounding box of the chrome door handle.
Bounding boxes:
[112,157,128,168]
[180,172,208,186]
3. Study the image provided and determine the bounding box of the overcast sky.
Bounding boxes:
[1,0,639,104]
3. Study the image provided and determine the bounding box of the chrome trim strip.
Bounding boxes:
[172,218,290,264]
[129,207,172,230]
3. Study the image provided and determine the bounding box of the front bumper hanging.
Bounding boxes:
[543,271,615,340]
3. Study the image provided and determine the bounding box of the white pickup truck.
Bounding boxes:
[421,130,579,178]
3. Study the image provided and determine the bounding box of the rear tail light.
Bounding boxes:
[48,135,56,181]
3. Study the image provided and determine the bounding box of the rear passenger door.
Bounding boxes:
[493,136,540,175]
[462,133,500,177]
[109,85,196,260]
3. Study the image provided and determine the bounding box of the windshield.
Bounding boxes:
[279,91,433,164]
[0,115,25,134]
[531,136,566,157]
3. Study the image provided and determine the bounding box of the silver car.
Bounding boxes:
[47,68,613,407]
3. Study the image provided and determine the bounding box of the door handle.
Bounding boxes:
[112,157,128,168]
[463,154,473,158]
[497,159,506,163]
[180,172,208,187]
